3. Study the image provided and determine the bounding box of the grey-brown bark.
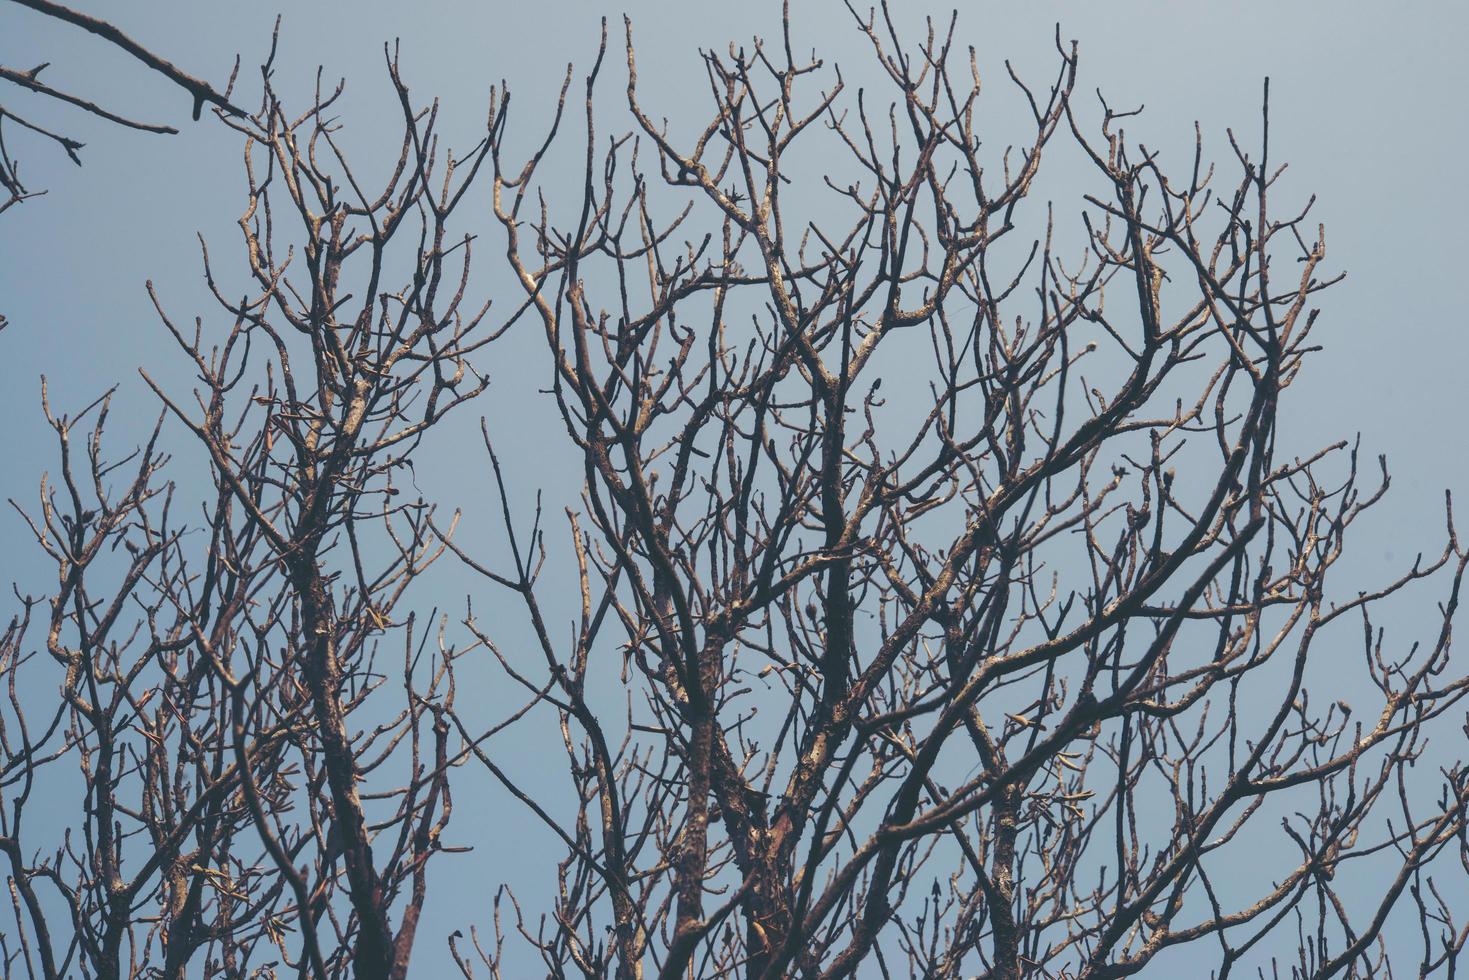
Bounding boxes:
[3,4,1468,978]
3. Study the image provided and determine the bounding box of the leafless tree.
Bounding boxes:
[4,5,1467,979]
[0,0,242,214]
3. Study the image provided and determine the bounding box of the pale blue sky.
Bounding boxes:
[2,1,1466,974]
[5,1,1466,546]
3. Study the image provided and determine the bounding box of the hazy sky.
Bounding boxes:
[6,0,1466,554]
[3,1,1466,974]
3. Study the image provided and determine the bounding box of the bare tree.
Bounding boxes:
[0,0,242,214]
[3,5,1466,979]
[3,26,495,977]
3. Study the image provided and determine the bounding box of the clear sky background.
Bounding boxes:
[3,1,1467,974]
[5,0,1466,568]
